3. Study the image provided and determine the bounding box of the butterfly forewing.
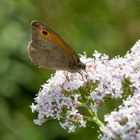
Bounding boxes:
[28,20,85,72]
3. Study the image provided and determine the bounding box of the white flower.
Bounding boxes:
[100,91,140,140]
[31,40,140,135]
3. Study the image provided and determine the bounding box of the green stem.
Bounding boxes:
[82,103,104,126]
[93,113,103,126]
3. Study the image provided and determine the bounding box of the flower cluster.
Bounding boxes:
[31,71,87,132]
[31,40,140,135]
[100,40,140,140]
[100,90,140,140]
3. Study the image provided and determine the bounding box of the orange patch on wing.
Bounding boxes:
[40,32,78,62]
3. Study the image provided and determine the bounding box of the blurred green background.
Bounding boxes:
[0,0,140,140]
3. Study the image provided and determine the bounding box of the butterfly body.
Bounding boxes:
[28,20,85,72]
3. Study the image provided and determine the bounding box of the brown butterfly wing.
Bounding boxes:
[28,40,73,71]
[28,20,85,72]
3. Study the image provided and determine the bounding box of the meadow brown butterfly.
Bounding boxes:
[28,20,86,72]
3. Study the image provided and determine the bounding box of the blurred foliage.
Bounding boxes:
[0,0,140,140]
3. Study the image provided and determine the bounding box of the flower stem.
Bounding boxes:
[82,103,103,126]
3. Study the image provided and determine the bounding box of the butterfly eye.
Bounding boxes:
[42,31,48,35]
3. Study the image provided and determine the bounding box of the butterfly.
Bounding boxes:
[28,20,85,72]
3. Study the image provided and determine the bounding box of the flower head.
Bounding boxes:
[31,40,140,134]
[100,90,140,140]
